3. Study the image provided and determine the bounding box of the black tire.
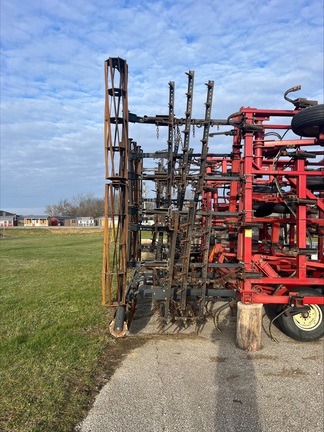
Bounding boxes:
[291,104,324,137]
[277,289,324,341]
[307,176,324,191]
[253,202,292,217]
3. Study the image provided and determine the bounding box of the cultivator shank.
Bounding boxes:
[102,58,324,341]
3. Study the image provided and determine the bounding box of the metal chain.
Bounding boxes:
[156,123,159,140]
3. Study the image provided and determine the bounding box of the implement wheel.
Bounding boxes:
[278,289,324,342]
[109,306,128,338]
[291,104,324,137]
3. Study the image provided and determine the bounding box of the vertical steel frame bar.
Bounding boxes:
[102,58,129,306]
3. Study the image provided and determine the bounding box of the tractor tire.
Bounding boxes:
[277,289,324,342]
[291,104,324,137]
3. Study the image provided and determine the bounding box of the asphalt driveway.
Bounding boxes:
[77,300,324,432]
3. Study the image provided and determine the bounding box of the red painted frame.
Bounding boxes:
[205,107,324,307]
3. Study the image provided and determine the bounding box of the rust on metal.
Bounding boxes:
[102,57,324,339]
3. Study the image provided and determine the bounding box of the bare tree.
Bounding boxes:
[45,194,105,218]
[45,204,57,217]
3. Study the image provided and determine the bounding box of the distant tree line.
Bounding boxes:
[45,193,105,219]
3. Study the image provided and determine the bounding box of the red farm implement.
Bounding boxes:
[102,57,324,345]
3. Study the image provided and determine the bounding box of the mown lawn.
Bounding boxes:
[0,228,114,431]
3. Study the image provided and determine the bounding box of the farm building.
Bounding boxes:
[63,217,95,227]
[97,216,153,228]
[96,216,119,227]
[0,211,19,227]
[24,216,50,227]
[50,217,59,226]
[77,217,95,227]
[63,217,78,227]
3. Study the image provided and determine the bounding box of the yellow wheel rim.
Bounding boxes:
[293,305,323,332]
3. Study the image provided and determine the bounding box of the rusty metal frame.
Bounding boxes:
[102,57,324,337]
[102,58,129,307]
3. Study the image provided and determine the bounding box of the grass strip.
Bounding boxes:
[0,228,114,431]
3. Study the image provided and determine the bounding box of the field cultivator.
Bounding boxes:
[102,57,324,344]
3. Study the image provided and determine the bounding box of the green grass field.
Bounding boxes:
[0,228,114,431]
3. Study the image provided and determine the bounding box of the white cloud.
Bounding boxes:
[1,0,323,214]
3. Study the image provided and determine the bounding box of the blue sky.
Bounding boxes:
[1,0,323,215]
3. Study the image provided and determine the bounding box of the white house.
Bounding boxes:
[24,216,50,227]
[77,217,95,227]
